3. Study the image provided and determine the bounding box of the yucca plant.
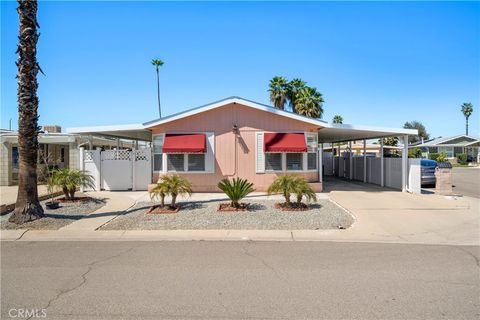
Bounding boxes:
[162,174,192,207]
[293,177,317,204]
[218,177,255,208]
[50,169,94,200]
[149,180,169,207]
[267,174,298,205]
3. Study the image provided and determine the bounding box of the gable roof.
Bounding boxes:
[414,135,480,147]
[143,96,329,128]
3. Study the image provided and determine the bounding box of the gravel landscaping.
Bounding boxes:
[0,195,106,230]
[100,199,354,230]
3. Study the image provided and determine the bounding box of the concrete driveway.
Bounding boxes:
[453,167,480,198]
[324,177,479,246]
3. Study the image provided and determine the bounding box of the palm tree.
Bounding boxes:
[287,78,306,113]
[332,115,343,124]
[267,174,298,205]
[295,87,324,118]
[268,76,288,110]
[217,177,254,208]
[151,58,164,118]
[49,169,95,200]
[162,174,192,207]
[461,103,473,135]
[9,0,44,224]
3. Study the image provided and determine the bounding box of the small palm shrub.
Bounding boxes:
[218,177,255,208]
[161,174,192,207]
[267,174,298,205]
[50,169,95,200]
[293,177,317,204]
[149,180,168,207]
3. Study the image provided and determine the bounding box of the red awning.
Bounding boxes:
[264,133,307,153]
[162,134,206,153]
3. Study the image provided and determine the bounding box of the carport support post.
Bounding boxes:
[132,148,136,191]
[349,141,353,180]
[380,138,384,187]
[402,135,408,192]
[318,143,323,183]
[363,139,367,183]
[79,147,85,192]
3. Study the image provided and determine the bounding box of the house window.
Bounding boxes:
[60,148,65,163]
[188,154,205,171]
[265,153,282,171]
[153,135,164,171]
[12,147,19,170]
[167,154,206,172]
[167,154,185,172]
[438,146,454,158]
[307,153,317,170]
[286,153,303,171]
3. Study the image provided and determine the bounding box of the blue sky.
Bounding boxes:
[1,1,479,138]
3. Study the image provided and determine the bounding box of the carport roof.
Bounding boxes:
[66,97,417,142]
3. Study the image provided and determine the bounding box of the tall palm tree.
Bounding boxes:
[151,58,164,118]
[295,87,324,118]
[9,0,44,224]
[332,115,343,124]
[287,78,306,113]
[268,76,288,110]
[461,102,473,135]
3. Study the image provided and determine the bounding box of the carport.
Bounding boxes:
[317,124,418,193]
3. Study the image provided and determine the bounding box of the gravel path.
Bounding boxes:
[100,200,354,230]
[1,196,106,230]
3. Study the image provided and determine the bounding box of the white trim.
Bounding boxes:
[67,124,146,134]
[328,123,417,136]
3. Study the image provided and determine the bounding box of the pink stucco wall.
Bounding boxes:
[149,103,323,192]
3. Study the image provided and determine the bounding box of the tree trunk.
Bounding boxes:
[171,193,177,207]
[9,0,44,224]
[284,192,291,205]
[156,68,161,118]
[69,189,75,200]
[296,193,303,204]
[160,192,165,207]
[466,117,469,136]
[62,187,70,200]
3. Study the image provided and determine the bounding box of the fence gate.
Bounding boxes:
[81,148,151,191]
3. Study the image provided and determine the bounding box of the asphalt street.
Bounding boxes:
[452,167,480,198]
[1,241,479,319]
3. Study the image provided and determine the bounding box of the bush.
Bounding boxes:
[428,153,439,161]
[267,175,317,206]
[457,153,468,165]
[436,152,448,163]
[217,177,255,208]
[49,169,95,200]
[408,148,422,158]
[150,174,192,208]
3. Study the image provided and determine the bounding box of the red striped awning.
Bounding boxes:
[264,133,307,153]
[162,134,206,153]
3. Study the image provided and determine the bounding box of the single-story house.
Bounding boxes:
[68,97,418,192]
[409,135,480,162]
[0,126,137,186]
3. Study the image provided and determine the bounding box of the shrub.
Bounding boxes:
[267,175,297,205]
[436,151,448,163]
[161,174,192,207]
[50,169,94,200]
[149,180,169,207]
[293,178,317,204]
[428,153,439,161]
[217,177,255,208]
[408,148,422,158]
[457,153,468,165]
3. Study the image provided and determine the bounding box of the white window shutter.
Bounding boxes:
[256,132,265,173]
[205,132,215,173]
[306,132,318,152]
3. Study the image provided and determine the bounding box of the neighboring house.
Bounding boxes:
[0,126,136,186]
[410,135,480,162]
[68,97,417,192]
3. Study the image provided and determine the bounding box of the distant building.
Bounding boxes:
[409,135,480,162]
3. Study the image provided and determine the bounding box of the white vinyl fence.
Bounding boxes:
[322,152,421,193]
[80,148,152,191]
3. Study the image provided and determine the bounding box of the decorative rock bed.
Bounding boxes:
[99,200,354,230]
[0,195,106,230]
